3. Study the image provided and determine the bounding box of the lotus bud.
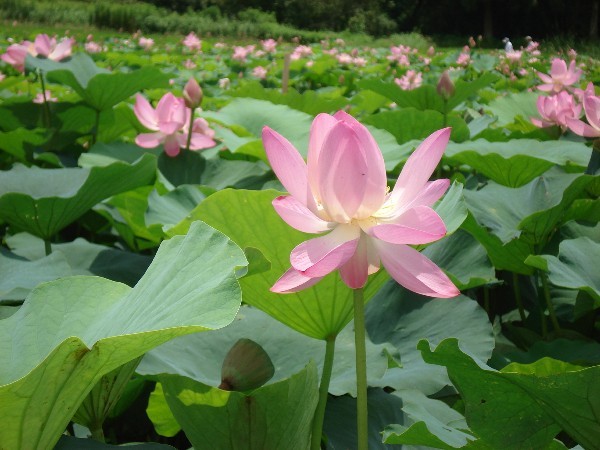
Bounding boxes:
[437,71,455,100]
[183,77,203,109]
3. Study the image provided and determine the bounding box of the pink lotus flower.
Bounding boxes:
[33,90,57,104]
[531,91,582,130]
[395,70,423,91]
[85,41,103,54]
[567,93,600,137]
[262,111,459,297]
[536,58,582,93]
[1,34,73,72]
[252,66,267,79]
[134,93,215,157]
[456,52,471,66]
[261,38,277,53]
[183,32,202,52]
[138,37,154,50]
[232,46,251,62]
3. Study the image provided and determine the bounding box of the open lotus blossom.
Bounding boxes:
[134,93,215,157]
[1,33,73,72]
[138,37,154,50]
[262,111,459,297]
[261,38,277,53]
[531,91,582,130]
[33,90,57,104]
[566,93,600,137]
[183,32,202,52]
[536,58,582,93]
[395,70,423,91]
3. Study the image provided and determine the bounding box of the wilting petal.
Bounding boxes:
[135,132,164,148]
[339,235,369,289]
[307,113,338,200]
[566,118,600,137]
[273,196,333,234]
[370,206,446,245]
[375,241,459,298]
[163,135,181,157]
[391,128,450,206]
[290,224,360,277]
[271,267,323,293]
[134,94,158,130]
[318,122,368,221]
[262,126,315,210]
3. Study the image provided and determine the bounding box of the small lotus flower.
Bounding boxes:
[567,93,600,137]
[1,34,72,72]
[252,66,267,79]
[183,32,202,52]
[134,93,215,157]
[85,41,103,54]
[395,70,423,91]
[261,38,277,53]
[262,111,459,298]
[536,58,582,93]
[33,90,57,104]
[218,77,231,89]
[456,52,471,66]
[531,91,582,131]
[183,77,203,109]
[437,71,455,99]
[138,37,154,50]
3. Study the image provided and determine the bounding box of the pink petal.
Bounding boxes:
[48,39,72,61]
[584,95,600,130]
[273,196,333,234]
[156,93,186,129]
[536,71,553,84]
[271,267,323,293]
[317,122,369,221]
[566,118,600,137]
[290,224,360,277]
[135,132,164,148]
[375,241,460,298]
[262,126,315,210]
[307,113,338,201]
[550,58,567,79]
[377,179,450,221]
[370,206,446,245]
[34,34,52,57]
[339,236,369,289]
[163,135,181,157]
[188,133,216,150]
[536,84,554,93]
[390,128,450,206]
[134,94,158,130]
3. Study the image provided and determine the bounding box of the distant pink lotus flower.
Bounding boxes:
[505,50,522,64]
[218,78,231,89]
[262,111,459,297]
[395,70,423,90]
[138,37,154,50]
[567,92,600,137]
[567,49,577,60]
[456,52,471,66]
[353,57,367,67]
[85,41,103,54]
[531,91,582,130]
[183,59,197,69]
[33,90,57,104]
[214,42,226,49]
[290,45,313,60]
[134,93,215,157]
[183,32,202,52]
[1,34,73,72]
[261,38,277,53]
[427,46,435,56]
[337,53,353,65]
[232,46,251,62]
[252,66,267,79]
[536,58,582,93]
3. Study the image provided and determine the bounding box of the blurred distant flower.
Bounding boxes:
[138,37,154,50]
[1,34,73,72]
[218,77,231,89]
[395,70,423,91]
[85,41,103,54]
[261,38,277,53]
[183,32,202,52]
[33,90,57,104]
[252,65,267,79]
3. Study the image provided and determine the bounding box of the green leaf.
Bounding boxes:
[0,128,47,162]
[0,155,156,239]
[366,283,494,395]
[383,389,476,449]
[445,139,591,187]
[146,382,181,437]
[358,81,445,112]
[220,338,275,391]
[486,91,539,126]
[55,436,175,449]
[419,338,600,450]
[138,306,391,397]
[188,189,388,339]
[363,108,469,144]
[0,221,246,449]
[26,53,108,91]
[434,181,467,235]
[145,185,210,231]
[159,362,318,450]
[526,237,600,303]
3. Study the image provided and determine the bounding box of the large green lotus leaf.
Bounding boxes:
[0,248,71,301]
[5,232,152,287]
[188,188,388,339]
[30,53,171,111]
[145,185,211,230]
[138,306,391,397]
[324,389,405,450]
[445,139,591,187]
[461,213,535,275]
[434,181,467,235]
[159,362,318,450]
[55,435,175,449]
[423,230,496,290]
[525,237,600,303]
[486,91,539,126]
[0,154,156,239]
[0,128,47,162]
[420,339,600,450]
[464,169,594,245]
[363,108,470,144]
[502,338,600,367]
[0,221,246,449]
[383,389,476,449]
[365,282,493,395]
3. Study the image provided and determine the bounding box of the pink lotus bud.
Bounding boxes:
[437,71,455,99]
[183,77,203,109]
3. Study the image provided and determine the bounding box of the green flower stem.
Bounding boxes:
[310,335,336,450]
[89,421,105,442]
[540,271,560,332]
[353,287,368,450]
[44,239,52,256]
[38,69,51,128]
[512,272,526,322]
[185,107,196,152]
